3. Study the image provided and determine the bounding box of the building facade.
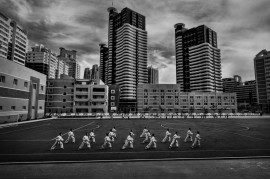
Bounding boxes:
[222,75,242,93]
[108,85,120,113]
[0,12,28,65]
[254,49,270,112]
[0,57,46,123]
[99,43,109,84]
[26,44,60,79]
[45,75,75,114]
[73,79,108,113]
[84,65,99,80]
[137,84,237,114]
[107,7,148,102]
[174,23,222,92]
[148,66,159,84]
[58,47,80,79]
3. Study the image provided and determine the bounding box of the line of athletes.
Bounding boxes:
[50,127,201,151]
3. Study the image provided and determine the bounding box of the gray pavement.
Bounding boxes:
[1,158,270,178]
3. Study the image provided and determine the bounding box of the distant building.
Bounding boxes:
[0,57,46,123]
[84,64,99,80]
[137,84,237,113]
[26,44,62,79]
[55,59,69,79]
[0,12,28,65]
[223,75,257,111]
[45,75,75,114]
[174,23,222,92]
[254,49,270,112]
[148,66,159,84]
[108,85,120,113]
[73,79,108,113]
[58,47,80,79]
[99,43,108,84]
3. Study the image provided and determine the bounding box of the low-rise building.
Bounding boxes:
[73,79,108,113]
[45,75,75,114]
[0,57,46,123]
[108,85,120,113]
[137,84,237,114]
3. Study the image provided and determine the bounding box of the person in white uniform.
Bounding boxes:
[89,129,96,143]
[65,129,75,144]
[142,130,151,144]
[129,129,135,137]
[161,129,171,143]
[78,133,91,150]
[50,133,64,151]
[191,131,201,148]
[184,128,193,142]
[169,132,181,149]
[112,127,117,138]
[145,133,157,149]
[122,132,134,150]
[109,129,116,142]
[100,133,112,149]
[140,127,148,138]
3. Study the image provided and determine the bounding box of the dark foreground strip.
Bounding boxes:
[0,156,270,165]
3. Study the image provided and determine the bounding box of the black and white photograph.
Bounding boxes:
[0,0,270,178]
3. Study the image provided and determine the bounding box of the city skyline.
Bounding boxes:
[1,0,270,83]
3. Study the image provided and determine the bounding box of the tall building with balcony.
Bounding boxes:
[107,7,148,111]
[74,79,108,113]
[254,49,270,112]
[0,12,28,65]
[174,23,222,92]
[58,47,80,79]
[0,57,46,122]
[26,44,61,79]
[99,43,109,84]
[84,64,99,80]
[148,66,159,84]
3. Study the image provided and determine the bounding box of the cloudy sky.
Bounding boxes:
[1,0,270,83]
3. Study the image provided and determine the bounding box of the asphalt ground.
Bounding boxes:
[1,158,270,178]
[1,117,270,162]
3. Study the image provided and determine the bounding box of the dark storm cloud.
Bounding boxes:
[1,0,269,82]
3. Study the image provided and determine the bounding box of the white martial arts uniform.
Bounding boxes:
[130,131,135,137]
[142,131,151,143]
[65,131,75,143]
[169,134,181,148]
[140,128,148,138]
[50,135,64,150]
[184,130,193,142]
[192,133,201,148]
[100,136,112,149]
[78,135,90,150]
[145,136,157,149]
[122,135,134,149]
[89,132,96,143]
[112,128,117,137]
[161,130,171,142]
[109,131,116,142]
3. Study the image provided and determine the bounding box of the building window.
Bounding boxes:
[63,106,66,109]
[144,89,148,92]
[111,96,115,100]
[33,83,37,89]
[64,86,67,88]
[48,95,53,99]
[63,99,66,102]
[22,106,26,110]
[11,106,15,110]
[13,79,18,85]
[0,106,2,110]
[39,106,42,110]
[49,82,54,86]
[41,86,44,91]
[111,102,115,106]
[49,89,53,93]
[24,81,28,87]
[63,92,67,95]
[32,106,35,109]
[48,103,52,106]
[71,89,74,93]
[0,75,5,83]
[111,90,115,94]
